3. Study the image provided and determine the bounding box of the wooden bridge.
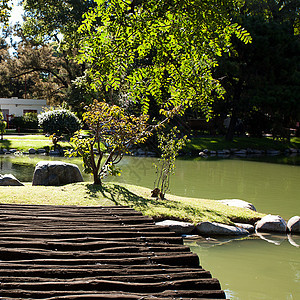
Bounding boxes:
[0,203,227,299]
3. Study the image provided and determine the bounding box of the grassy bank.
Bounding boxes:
[0,134,70,151]
[1,134,299,153]
[184,136,300,153]
[0,182,264,225]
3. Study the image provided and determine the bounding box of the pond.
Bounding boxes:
[0,154,299,299]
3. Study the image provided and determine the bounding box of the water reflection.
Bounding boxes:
[288,234,300,248]
[185,234,300,300]
[255,231,287,246]
[185,233,300,248]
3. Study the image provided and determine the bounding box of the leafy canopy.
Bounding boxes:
[0,0,11,28]
[78,0,251,116]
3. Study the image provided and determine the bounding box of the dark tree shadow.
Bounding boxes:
[84,183,251,223]
[86,183,182,210]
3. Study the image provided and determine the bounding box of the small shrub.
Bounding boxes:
[0,112,7,140]
[152,127,189,200]
[12,113,38,131]
[38,109,81,137]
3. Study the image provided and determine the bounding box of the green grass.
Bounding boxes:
[0,182,264,225]
[0,134,71,151]
[2,134,300,153]
[7,135,49,140]
[185,136,300,152]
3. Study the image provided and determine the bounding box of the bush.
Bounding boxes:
[12,113,38,131]
[38,109,81,137]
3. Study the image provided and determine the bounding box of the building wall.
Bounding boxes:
[0,98,48,119]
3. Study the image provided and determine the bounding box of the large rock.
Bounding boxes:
[218,199,257,211]
[196,221,249,236]
[255,214,287,233]
[287,216,300,233]
[32,161,84,186]
[0,174,24,186]
[156,220,195,235]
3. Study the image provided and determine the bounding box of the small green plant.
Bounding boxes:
[0,112,7,140]
[152,127,189,200]
[38,109,81,138]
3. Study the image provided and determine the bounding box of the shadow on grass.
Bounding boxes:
[85,183,178,209]
[84,183,234,223]
[0,139,11,149]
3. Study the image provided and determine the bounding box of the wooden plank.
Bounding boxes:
[0,204,227,299]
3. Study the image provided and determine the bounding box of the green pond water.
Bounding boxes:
[0,155,299,299]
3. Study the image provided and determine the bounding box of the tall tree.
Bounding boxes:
[2,0,97,110]
[77,0,251,117]
[0,0,11,28]
[22,0,96,47]
[216,0,300,140]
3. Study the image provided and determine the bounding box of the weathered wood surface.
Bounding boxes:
[0,203,227,299]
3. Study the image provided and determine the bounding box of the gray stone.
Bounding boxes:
[196,221,249,236]
[0,174,24,186]
[287,216,300,233]
[255,214,287,233]
[49,150,60,156]
[266,149,281,156]
[253,149,264,155]
[234,149,247,155]
[234,223,255,233]
[218,199,257,211]
[32,161,84,186]
[289,148,298,153]
[28,148,36,154]
[156,220,195,235]
[37,148,47,154]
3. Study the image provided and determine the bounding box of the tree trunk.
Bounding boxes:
[225,111,238,141]
[93,173,102,185]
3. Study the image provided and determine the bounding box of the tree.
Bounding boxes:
[3,0,97,110]
[0,0,11,28]
[215,0,300,140]
[77,0,251,117]
[68,100,151,185]
[22,0,96,46]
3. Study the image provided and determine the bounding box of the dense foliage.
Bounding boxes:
[0,0,10,28]
[12,112,38,131]
[1,0,299,140]
[38,109,81,136]
[77,0,251,116]
[213,0,300,140]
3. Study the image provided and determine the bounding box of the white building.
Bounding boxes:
[0,97,48,120]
